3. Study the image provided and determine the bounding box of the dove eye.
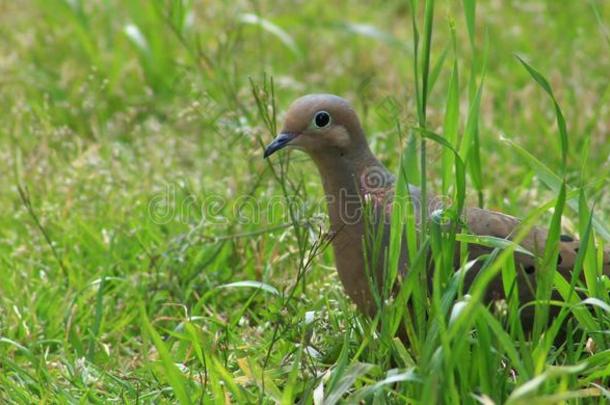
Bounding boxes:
[313,111,331,128]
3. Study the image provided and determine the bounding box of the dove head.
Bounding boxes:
[263,94,369,160]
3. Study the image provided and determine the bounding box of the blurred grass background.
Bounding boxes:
[0,0,609,402]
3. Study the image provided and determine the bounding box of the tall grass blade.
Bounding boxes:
[238,13,301,57]
[442,54,459,195]
[139,304,191,404]
[504,138,610,241]
[463,0,476,48]
[325,363,374,405]
[532,181,566,343]
[516,55,569,171]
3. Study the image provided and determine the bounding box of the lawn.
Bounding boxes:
[1,0,609,403]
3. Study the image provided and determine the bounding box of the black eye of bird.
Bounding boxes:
[313,111,331,128]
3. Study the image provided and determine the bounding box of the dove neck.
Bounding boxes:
[311,147,390,231]
[310,146,392,317]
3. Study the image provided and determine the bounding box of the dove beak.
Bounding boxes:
[263,132,299,158]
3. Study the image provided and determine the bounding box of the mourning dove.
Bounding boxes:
[264,94,610,330]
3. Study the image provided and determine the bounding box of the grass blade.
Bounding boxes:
[238,13,301,57]
[516,55,569,171]
[140,304,191,404]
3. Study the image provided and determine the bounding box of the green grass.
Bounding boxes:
[1,0,610,403]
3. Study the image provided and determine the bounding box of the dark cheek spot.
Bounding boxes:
[557,254,563,266]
